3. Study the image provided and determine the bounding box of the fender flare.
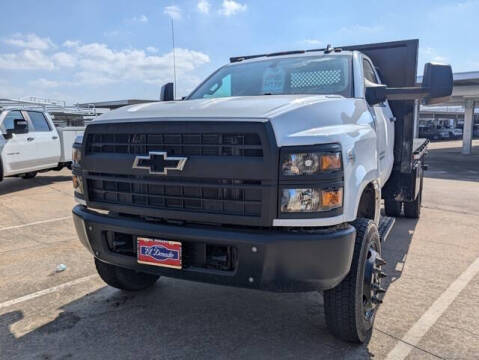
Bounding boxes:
[353,170,381,224]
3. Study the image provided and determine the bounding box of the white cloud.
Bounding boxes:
[29,78,61,88]
[146,46,159,53]
[63,40,81,48]
[0,49,54,70]
[164,5,182,20]
[3,33,55,50]
[197,0,211,14]
[0,33,211,100]
[52,52,76,67]
[132,14,148,23]
[219,0,247,16]
[302,39,322,46]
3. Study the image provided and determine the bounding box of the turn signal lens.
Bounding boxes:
[72,175,84,195]
[320,153,342,171]
[321,188,343,210]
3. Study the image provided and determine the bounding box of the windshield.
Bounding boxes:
[189,55,352,99]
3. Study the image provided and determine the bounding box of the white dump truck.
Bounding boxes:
[72,40,452,342]
[0,108,84,181]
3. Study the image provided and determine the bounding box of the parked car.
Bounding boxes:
[419,127,450,140]
[449,128,463,139]
[0,109,84,181]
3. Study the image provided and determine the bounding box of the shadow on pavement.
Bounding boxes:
[425,143,479,183]
[0,175,72,196]
[0,280,372,360]
[0,217,418,360]
[380,217,418,288]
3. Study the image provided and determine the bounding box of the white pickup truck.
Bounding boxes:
[0,109,84,181]
[72,40,452,342]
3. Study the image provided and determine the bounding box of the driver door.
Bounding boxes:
[363,58,395,186]
[1,110,37,176]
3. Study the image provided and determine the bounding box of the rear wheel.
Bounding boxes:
[21,171,37,179]
[323,218,386,343]
[384,199,402,217]
[95,258,160,291]
[404,177,423,219]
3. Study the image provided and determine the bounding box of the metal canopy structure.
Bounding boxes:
[417,71,479,154]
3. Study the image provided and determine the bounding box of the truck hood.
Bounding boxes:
[93,95,372,147]
[95,95,345,121]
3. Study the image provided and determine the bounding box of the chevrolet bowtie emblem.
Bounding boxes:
[132,151,187,175]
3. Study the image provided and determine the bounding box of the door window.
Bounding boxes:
[363,59,379,84]
[2,110,25,132]
[27,111,51,132]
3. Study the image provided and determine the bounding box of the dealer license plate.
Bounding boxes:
[137,237,182,269]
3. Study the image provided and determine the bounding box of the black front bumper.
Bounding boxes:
[73,205,355,292]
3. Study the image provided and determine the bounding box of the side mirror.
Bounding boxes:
[160,82,174,101]
[365,82,387,106]
[365,62,453,105]
[421,63,453,104]
[13,119,29,134]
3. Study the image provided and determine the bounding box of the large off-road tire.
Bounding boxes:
[384,199,402,217]
[404,176,423,219]
[21,171,37,179]
[323,218,385,343]
[95,258,160,291]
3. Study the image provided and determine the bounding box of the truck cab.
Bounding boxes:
[72,40,452,343]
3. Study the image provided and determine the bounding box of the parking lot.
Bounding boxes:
[0,140,478,360]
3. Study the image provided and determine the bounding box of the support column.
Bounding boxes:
[462,99,475,154]
[413,99,419,138]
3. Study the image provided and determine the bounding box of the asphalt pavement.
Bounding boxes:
[1,140,478,360]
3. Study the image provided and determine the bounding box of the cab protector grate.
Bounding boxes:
[86,132,263,157]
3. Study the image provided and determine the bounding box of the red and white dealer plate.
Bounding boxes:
[137,237,182,269]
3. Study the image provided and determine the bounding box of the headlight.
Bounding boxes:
[281,152,341,176]
[72,175,84,195]
[281,188,343,213]
[72,147,81,166]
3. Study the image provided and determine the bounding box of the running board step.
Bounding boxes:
[378,216,395,242]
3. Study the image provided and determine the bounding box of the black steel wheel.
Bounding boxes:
[324,218,386,343]
[404,176,423,219]
[384,199,402,217]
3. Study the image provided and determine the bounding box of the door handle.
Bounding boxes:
[389,117,396,122]
[52,136,58,140]
[27,137,34,142]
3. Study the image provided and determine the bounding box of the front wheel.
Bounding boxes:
[95,258,160,291]
[323,218,386,343]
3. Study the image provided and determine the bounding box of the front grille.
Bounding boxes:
[87,175,262,217]
[86,133,263,157]
[82,121,278,226]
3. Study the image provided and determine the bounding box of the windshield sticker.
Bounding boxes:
[262,66,286,94]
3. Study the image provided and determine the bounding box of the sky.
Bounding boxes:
[0,0,478,104]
